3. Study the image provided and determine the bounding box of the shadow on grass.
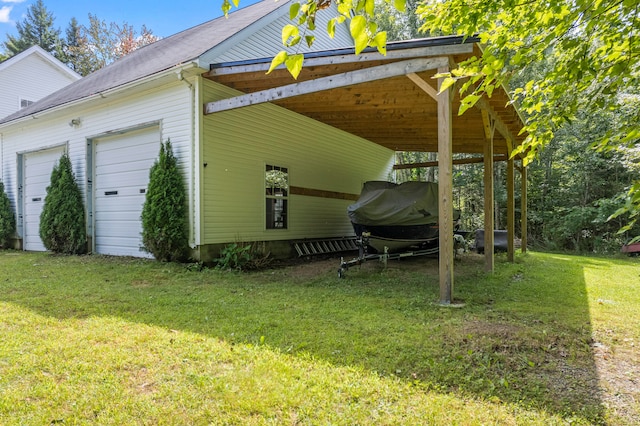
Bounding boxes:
[0,250,606,423]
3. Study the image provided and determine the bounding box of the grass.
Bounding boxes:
[0,250,638,425]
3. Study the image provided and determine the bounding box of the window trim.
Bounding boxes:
[265,163,289,230]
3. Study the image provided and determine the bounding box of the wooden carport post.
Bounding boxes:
[507,156,515,262]
[521,163,528,253]
[437,64,454,304]
[482,110,495,272]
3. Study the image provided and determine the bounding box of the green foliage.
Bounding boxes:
[215,242,271,271]
[141,139,189,262]
[215,243,252,271]
[375,0,424,42]
[65,14,159,76]
[39,153,87,254]
[0,181,16,248]
[417,0,640,221]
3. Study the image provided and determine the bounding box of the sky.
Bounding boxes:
[0,0,262,41]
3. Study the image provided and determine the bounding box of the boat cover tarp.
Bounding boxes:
[348,181,457,226]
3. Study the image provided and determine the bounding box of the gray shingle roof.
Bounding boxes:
[0,0,285,125]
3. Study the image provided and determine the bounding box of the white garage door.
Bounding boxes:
[94,128,159,257]
[23,146,66,251]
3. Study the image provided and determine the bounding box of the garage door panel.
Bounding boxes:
[95,170,151,189]
[94,237,147,257]
[94,127,158,258]
[95,223,143,238]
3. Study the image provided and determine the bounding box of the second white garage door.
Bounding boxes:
[94,127,159,257]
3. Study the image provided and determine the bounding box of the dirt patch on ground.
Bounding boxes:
[593,342,640,424]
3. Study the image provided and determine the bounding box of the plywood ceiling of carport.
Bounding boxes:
[205,46,525,156]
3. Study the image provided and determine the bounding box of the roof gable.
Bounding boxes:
[0,45,80,80]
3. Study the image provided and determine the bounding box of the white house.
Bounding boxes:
[0,0,526,269]
[0,45,80,119]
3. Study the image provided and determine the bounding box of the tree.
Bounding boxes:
[39,153,87,254]
[0,181,16,248]
[141,140,189,262]
[418,0,639,228]
[66,14,159,76]
[63,17,83,74]
[3,0,64,60]
[376,0,423,42]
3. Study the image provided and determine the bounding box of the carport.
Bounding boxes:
[202,36,527,304]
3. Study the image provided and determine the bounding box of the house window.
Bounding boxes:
[265,164,288,229]
[20,98,34,109]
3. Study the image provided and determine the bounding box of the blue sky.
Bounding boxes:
[1,0,262,40]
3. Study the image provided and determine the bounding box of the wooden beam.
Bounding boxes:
[406,73,438,101]
[289,186,358,201]
[507,157,515,262]
[204,44,475,77]
[475,97,516,153]
[204,57,450,115]
[393,155,508,170]
[437,65,454,305]
[483,111,495,272]
[521,163,528,253]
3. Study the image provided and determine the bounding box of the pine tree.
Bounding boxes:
[39,153,87,254]
[141,140,189,262]
[3,0,65,60]
[62,17,82,73]
[0,181,16,248]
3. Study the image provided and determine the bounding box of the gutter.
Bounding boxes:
[210,35,481,69]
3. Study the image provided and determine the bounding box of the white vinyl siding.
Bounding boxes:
[1,76,196,251]
[203,3,353,65]
[201,80,394,244]
[22,145,66,251]
[0,52,78,119]
[93,127,160,257]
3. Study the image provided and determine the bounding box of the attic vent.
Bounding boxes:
[20,98,34,109]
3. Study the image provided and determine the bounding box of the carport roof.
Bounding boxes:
[204,36,526,156]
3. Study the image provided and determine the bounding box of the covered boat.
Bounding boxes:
[347,181,460,252]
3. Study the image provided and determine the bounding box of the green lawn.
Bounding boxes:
[1,251,638,425]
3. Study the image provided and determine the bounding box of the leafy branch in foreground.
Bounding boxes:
[418,0,639,225]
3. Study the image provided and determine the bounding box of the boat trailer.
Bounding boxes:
[337,232,460,278]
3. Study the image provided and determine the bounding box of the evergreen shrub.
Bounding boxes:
[39,153,87,254]
[141,139,189,262]
[0,181,16,248]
